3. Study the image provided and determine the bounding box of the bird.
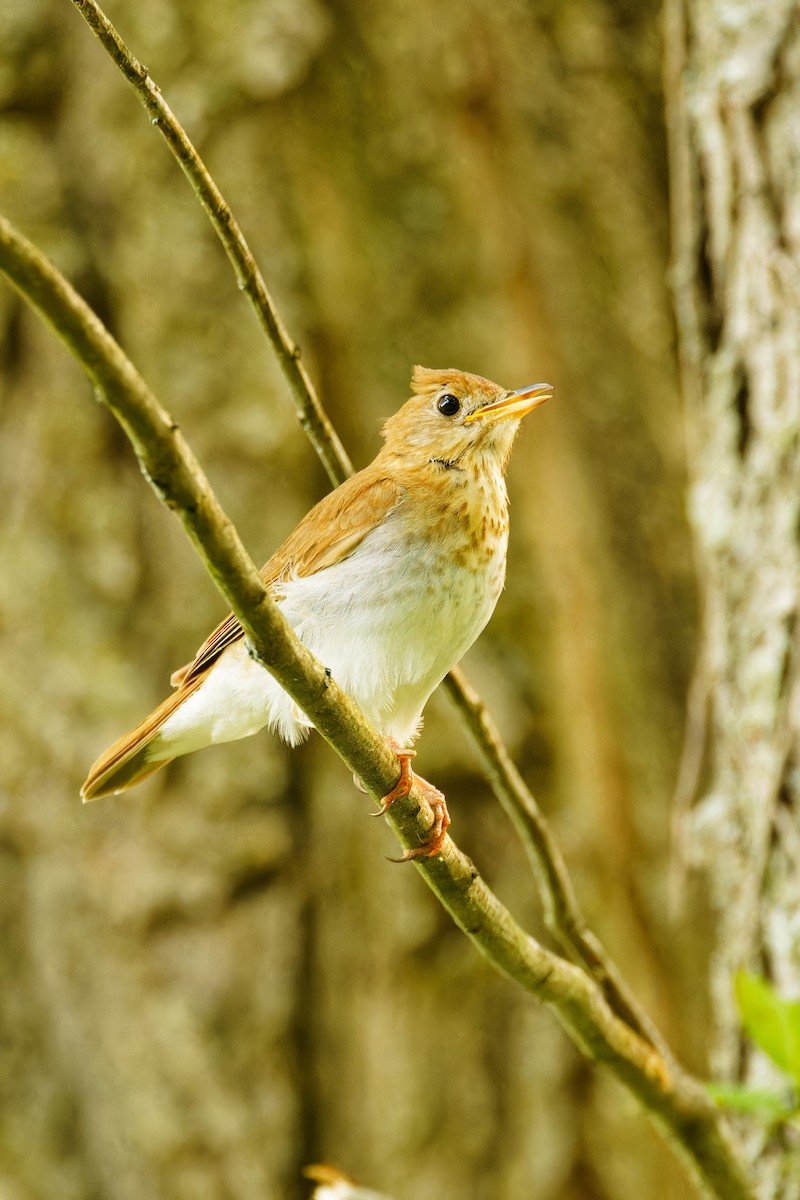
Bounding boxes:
[81,366,552,856]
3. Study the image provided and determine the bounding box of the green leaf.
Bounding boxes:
[707,1081,797,1118]
[735,972,800,1084]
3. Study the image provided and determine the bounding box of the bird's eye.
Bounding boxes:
[437,393,461,417]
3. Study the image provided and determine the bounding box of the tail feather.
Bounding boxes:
[81,676,204,801]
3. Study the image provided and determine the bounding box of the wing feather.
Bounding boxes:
[173,473,405,686]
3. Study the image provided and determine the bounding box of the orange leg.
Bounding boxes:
[374,742,451,861]
[372,747,416,815]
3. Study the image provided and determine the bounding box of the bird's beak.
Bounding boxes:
[464,381,553,423]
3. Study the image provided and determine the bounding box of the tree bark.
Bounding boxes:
[666,0,800,1193]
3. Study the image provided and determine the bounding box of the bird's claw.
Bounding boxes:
[381,755,451,861]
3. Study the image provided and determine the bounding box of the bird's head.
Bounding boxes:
[381,366,552,471]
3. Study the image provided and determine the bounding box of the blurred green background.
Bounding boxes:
[0,2,703,1197]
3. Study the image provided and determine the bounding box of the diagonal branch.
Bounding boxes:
[0,210,756,1200]
[66,0,660,1050]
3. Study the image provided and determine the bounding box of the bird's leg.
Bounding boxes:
[373,744,416,816]
[372,739,451,861]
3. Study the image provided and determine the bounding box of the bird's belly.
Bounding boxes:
[158,524,506,755]
[280,531,505,741]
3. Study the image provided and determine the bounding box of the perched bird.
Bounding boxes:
[81,366,552,855]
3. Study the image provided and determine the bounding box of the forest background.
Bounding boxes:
[1,2,797,1199]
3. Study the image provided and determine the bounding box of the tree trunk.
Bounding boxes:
[666,0,800,1193]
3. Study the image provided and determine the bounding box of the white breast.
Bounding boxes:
[278,504,507,742]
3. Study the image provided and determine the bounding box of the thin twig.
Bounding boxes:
[0,210,756,1200]
[68,0,352,490]
[66,0,664,1053]
[443,667,671,1058]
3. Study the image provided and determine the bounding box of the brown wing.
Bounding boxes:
[171,471,406,688]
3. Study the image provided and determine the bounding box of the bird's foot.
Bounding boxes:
[387,773,450,862]
[352,747,413,800]
[373,740,450,861]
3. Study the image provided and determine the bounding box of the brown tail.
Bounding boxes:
[81,676,204,801]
